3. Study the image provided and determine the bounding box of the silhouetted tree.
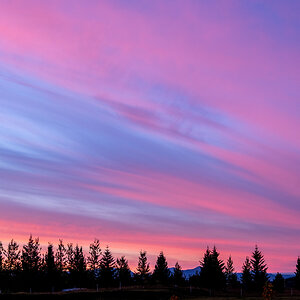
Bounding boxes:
[99,246,115,287]
[55,239,66,272]
[242,257,252,291]
[67,244,86,287]
[273,273,284,292]
[0,242,4,291]
[295,257,300,290]
[88,239,101,271]
[4,239,21,272]
[172,262,185,286]
[0,242,3,272]
[21,235,42,291]
[116,256,131,287]
[44,244,57,291]
[250,245,268,291]
[152,251,170,285]
[21,235,41,273]
[225,255,239,288]
[200,246,225,291]
[87,239,101,286]
[135,250,150,284]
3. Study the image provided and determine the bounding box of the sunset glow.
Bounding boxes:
[0,0,299,272]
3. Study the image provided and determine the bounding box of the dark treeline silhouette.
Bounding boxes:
[0,236,299,295]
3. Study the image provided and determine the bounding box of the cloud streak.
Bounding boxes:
[0,0,299,271]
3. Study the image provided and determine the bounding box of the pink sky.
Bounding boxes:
[0,0,299,272]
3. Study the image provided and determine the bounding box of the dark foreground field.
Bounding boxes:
[0,288,300,300]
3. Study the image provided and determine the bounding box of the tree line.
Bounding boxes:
[0,236,299,294]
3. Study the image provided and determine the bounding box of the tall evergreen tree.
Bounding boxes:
[295,257,300,289]
[87,239,101,285]
[0,242,3,272]
[66,243,75,272]
[99,246,115,287]
[55,240,66,272]
[66,243,86,287]
[250,245,268,291]
[88,239,101,271]
[45,244,56,274]
[242,257,252,291]
[225,255,238,288]
[4,239,21,272]
[116,256,131,287]
[44,244,57,291]
[21,235,42,290]
[152,251,170,285]
[21,235,42,272]
[135,250,150,284]
[71,245,86,287]
[0,242,4,291]
[172,262,185,286]
[200,246,226,290]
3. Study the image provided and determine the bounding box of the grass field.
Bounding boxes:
[0,288,299,300]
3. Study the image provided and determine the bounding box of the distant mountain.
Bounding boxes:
[169,267,294,281]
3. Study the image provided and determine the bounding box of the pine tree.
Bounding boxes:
[66,243,75,272]
[250,245,268,291]
[0,241,4,290]
[45,244,56,274]
[200,246,225,290]
[72,245,87,287]
[136,250,150,284]
[116,256,131,287]
[55,239,66,272]
[21,235,42,273]
[45,244,57,290]
[0,242,3,272]
[173,262,185,286]
[152,251,170,285]
[225,255,238,288]
[295,257,300,289]
[99,246,115,287]
[88,239,101,271]
[21,235,42,291]
[72,245,86,274]
[242,256,252,290]
[4,239,21,272]
[273,272,284,292]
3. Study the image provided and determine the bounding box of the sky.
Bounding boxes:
[0,0,299,272]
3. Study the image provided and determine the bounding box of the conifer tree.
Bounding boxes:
[250,245,268,291]
[116,256,131,287]
[0,242,3,272]
[72,245,86,274]
[71,245,86,287]
[88,239,101,271]
[200,246,225,290]
[44,244,57,290]
[45,244,56,274]
[136,250,150,284]
[0,242,4,290]
[99,246,115,287]
[66,243,75,272]
[21,235,42,273]
[173,262,185,286]
[21,235,42,290]
[4,239,21,272]
[295,257,300,289]
[225,255,238,288]
[55,239,66,272]
[152,251,170,285]
[242,256,252,290]
[273,272,284,292]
